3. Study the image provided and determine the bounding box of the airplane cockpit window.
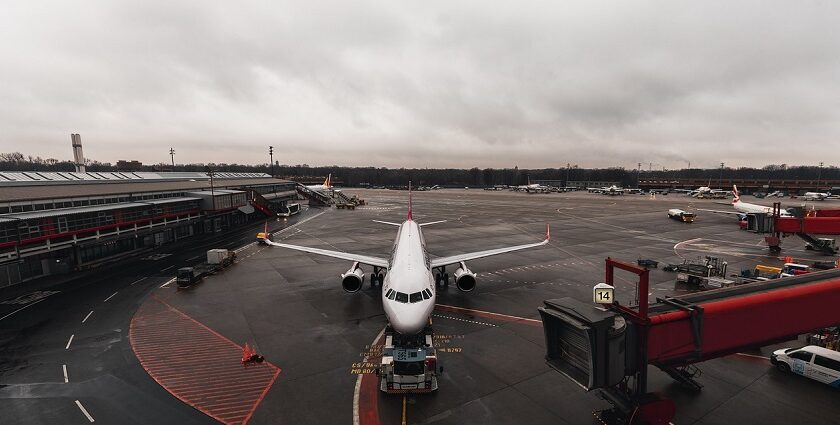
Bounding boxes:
[395,292,408,303]
[386,289,396,300]
[421,289,431,299]
[409,292,423,303]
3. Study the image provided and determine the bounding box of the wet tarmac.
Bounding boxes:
[2,189,839,424]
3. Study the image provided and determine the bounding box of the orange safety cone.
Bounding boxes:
[242,343,254,364]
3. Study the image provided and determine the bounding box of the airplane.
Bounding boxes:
[587,185,625,195]
[804,192,831,201]
[513,178,549,193]
[306,174,333,192]
[263,183,550,335]
[698,185,793,219]
[673,185,729,198]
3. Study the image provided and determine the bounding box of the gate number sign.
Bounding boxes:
[593,283,615,305]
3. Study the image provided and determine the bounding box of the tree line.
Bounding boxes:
[1,152,837,188]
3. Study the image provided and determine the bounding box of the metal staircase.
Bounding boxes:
[295,183,333,206]
[247,190,275,216]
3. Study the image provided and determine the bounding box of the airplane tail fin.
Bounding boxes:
[732,185,740,203]
[324,174,331,188]
[545,223,551,241]
[407,181,413,221]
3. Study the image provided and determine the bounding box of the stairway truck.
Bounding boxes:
[378,327,440,393]
[668,209,695,223]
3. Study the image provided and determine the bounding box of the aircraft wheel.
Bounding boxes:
[443,273,449,287]
[370,275,378,287]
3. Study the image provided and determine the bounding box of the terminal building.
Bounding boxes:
[0,171,298,287]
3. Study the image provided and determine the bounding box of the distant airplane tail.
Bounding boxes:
[732,185,740,203]
[324,174,332,188]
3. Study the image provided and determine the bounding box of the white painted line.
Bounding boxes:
[160,278,175,288]
[186,255,201,261]
[129,277,147,286]
[159,265,175,272]
[735,352,770,360]
[65,334,74,350]
[0,298,48,322]
[63,364,69,383]
[75,400,95,422]
[81,310,93,324]
[103,292,118,302]
[353,326,386,425]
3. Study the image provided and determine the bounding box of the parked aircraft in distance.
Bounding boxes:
[306,174,333,192]
[698,185,793,219]
[264,184,550,335]
[804,192,830,201]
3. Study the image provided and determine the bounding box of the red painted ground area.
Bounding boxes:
[130,296,281,425]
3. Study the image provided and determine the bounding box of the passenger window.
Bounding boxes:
[789,351,813,362]
[422,290,431,300]
[395,292,408,303]
[814,355,840,371]
[409,292,423,303]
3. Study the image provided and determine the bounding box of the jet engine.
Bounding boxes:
[454,262,477,292]
[341,262,365,293]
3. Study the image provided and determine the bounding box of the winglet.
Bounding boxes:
[407,181,413,221]
[545,223,551,241]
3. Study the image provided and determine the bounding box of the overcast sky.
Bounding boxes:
[1,1,839,169]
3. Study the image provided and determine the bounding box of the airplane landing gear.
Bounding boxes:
[434,267,449,288]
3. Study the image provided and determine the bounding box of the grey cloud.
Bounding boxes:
[1,1,839,169]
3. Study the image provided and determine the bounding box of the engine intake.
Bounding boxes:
[454,263,477,292]
[341,263,365,293]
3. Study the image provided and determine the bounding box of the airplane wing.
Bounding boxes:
[430,225,550,268]
[265,239,389,268]
[696,209,747,220]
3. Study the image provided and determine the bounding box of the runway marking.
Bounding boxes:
[435,304,541,327]
[65,334,74,350]
[401,396,407,425]
[103,292,118,302]
[82,310,93,323]
[130,296,280,425]
[187,255,202,261]
[432,313,496,327]
[354,327,385,425]
[160,265,175,272]
[63,364,69,383]
[160,278,175,288]
[0,297,48,321]
[735,353,770,360]
[75,400,95,422]
[130,277,148,286]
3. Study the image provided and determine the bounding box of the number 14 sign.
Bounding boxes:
[593,283,615,305]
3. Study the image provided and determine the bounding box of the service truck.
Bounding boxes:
[378,325,440,393]
[668,209,695,223]
[177,249,236,287]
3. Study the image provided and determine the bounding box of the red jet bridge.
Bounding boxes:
[749,204,840,254]
[539,258,840,425]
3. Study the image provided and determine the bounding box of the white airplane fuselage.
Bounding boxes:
[381,220,436,335]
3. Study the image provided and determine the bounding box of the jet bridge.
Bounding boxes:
[747,203,840,254]
[539,258,840,425]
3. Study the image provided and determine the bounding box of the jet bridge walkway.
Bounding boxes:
[746,204,840,254]
[539,258,840,425]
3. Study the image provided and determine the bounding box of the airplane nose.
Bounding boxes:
[391,314,427,335]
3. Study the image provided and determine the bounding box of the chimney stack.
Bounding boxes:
[71,133,86,172]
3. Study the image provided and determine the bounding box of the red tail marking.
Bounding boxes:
[407,181,413,221]
[324,174,331,188]
[545,224,551,241]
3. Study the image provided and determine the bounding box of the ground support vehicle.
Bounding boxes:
[378,325,440,393]
[177,249,236,287]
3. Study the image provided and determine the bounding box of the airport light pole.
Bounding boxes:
[719,162,725,189]
[269,146,274,177]
[817,161,824,190]
[206,166,216,211]
[169,147,175,169]
[637,162,642,188]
